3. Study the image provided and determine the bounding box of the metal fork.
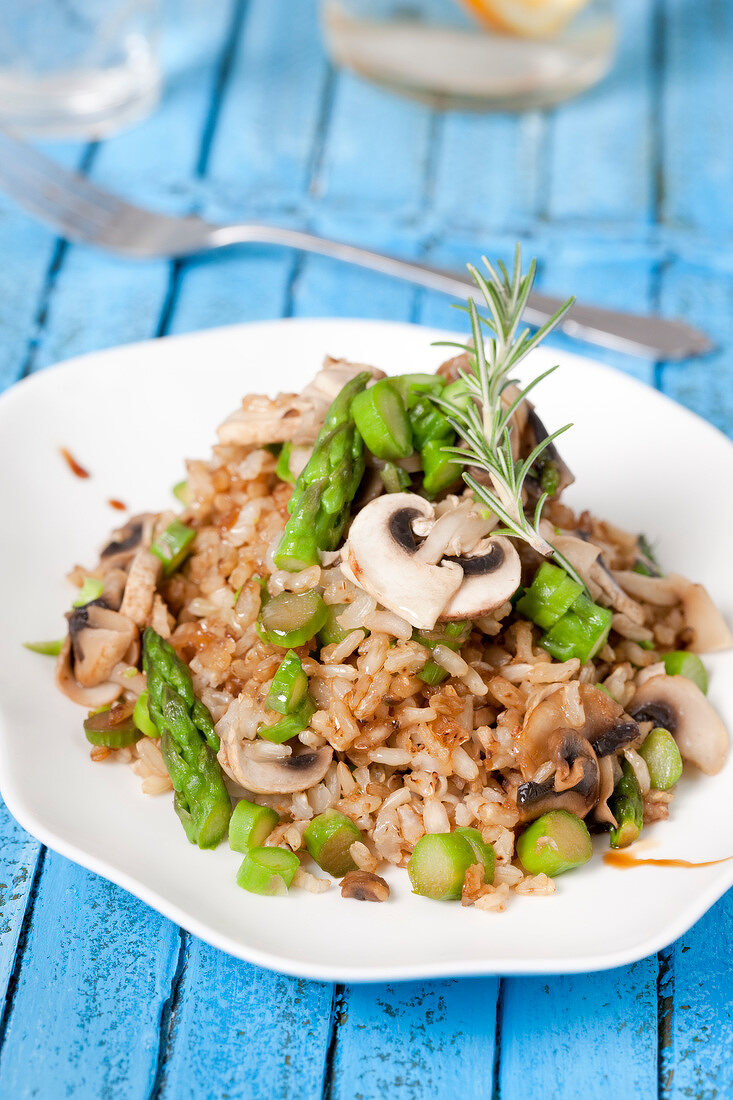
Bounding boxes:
[0,127,712,360]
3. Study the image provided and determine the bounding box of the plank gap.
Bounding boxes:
[657,947,675,1100]
[0,846,47,1058]
[320,983,345,1100]
[197,0,251,179]
[148,927,188,1100]
[490,977,506,1100]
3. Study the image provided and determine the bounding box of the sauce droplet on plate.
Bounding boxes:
[60,447,90,479]
[604,851,733,870]
[108,498,127,511]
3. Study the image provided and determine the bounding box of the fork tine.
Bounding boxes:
[0,156,111,241]
[0,128,125,216]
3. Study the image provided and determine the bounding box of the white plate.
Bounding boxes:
[0,318,732,983]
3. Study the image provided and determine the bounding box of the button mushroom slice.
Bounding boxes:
[217,392,322,448]
[667,574,733,653]
[100,513,156,570]
[594,754,620,828]
[629,674,729,775]
[519,682,638,775]
[66,604,137,687]
[96,568,129,612]
[613,571,733,652]
[217,741,334,795]
[340,493,463,631]
[340,870,390,902]
[438,536,521,621]
[516,731,600,822]
[611,570,679,607]
[119,549,162,628]
[437,352,470,382]
[548,532,645,624]
[55,637,122,708]
[302,357,385,408]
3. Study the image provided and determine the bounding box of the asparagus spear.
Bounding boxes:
[142,628,231,849]
[273,372,370,571]
[609,761,643,849]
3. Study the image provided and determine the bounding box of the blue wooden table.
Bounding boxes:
[1,0,732,1095]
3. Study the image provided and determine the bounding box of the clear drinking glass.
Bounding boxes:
[0,0,160,139]
[321,0,616,111]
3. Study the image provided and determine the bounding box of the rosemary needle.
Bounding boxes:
[438,245,586,590]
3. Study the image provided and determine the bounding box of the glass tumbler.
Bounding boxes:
[0,0,160,139]
[321,0,616,111]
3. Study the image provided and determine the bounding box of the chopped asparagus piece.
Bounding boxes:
[304,810,362,877]
[517,811,592,876]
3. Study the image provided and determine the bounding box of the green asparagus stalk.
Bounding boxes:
[273,372,370,571]
[609,761,643,849]
[142,628,231,848]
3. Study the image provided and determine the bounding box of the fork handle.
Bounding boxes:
[208,223,711,361]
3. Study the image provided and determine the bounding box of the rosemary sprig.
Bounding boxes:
[437,245,585,589]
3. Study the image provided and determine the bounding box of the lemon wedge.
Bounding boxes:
[459,0,591,38]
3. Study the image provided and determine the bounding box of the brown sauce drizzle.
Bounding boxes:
[108,498,127,511]
[60,447,90,479]
[604,851,733,870]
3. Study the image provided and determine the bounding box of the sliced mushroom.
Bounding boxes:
[55,637,122,708]
[439,536,521,621]
[100,514,156,569]
[119,549,162,627]
[218,361,385,450]
[340,494,463,630]
[520,682,639,775]
[613,571,733,653]
[302,357,385,408]
[594,754,620,828]
[67,604,137,687]
[437,352,470,383]
[218,742,333,794]
[547,531,645,624]
[96,568,129,611]
[340,870,390,902]
[516,731,600,822]
[341,493,520,630]
[217,392,321,448]
[629,674,728,775]
[668,575,733,653]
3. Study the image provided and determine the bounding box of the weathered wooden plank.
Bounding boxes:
[201,0,330,221]
[661,891,733,1100]
[660,0,733,236]
[656,260,733,438]
[0,853,181,1099]
[328,979,500,1100]
[314,71,433,220]
[157,937,333,1100]
[0,5,239,1095]
[29,2,237,374]
[546,0,655,224]
[431,111,546,235]
[168,0,335,335]
[0,143,86,392]
[655,255,733,1099]
[498,960,658,1100]
[0,801,41,1010]
[145,10,346,1099]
